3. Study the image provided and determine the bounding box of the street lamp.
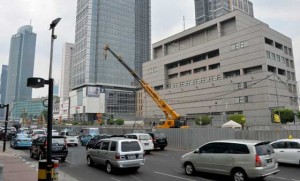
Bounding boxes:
[26,17,61,181]
[0,104,9,152]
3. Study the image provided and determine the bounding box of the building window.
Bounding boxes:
[234,97,243,103]
[180,82,184,87]
[195,79,200,84]
[266,51,270,58]
[201,77,206,83]
[271,53,275,60]
[217,75,221,80]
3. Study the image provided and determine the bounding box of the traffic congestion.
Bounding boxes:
[1,125,300,181]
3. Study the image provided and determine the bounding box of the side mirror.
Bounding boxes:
[194,149,200,153]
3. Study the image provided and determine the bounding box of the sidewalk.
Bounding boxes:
[0,149,37,181]
[0,142,79,181]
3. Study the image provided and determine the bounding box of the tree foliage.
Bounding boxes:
[274,109,295,124]
[194,115,211,126]
[227,114,246,126]
[115,118,124,125]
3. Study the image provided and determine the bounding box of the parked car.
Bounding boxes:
[30,136,68,162]
[270,138,300,165]
[147,132,167,150]
[86,134,111,150]
[181,140,279,181]
[52,130,59,136]
[124,133,154,154]
[60,129,79,146]
[18,127,30,134]
[30,129,46,140]
[86,137,145,173]
[0,127,16,140]
[79,127,99,139]
[10,133,32,149]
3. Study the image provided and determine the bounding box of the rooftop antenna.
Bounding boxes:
[183,16,185,31]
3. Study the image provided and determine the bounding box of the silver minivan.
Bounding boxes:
[86,137,145,173]
[181,140,279,181]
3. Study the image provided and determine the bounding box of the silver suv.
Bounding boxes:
[181,140,279,181]
[86,137,145,173]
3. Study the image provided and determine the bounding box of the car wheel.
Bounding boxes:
[231,169,248,181]
[106,162,114,174]
[184,162,195,175]
[30,150,34,158]
[87,156,94,166]
[61,157,66,162]
[160,146,165,151]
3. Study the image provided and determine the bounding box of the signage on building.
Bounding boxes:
[86,86,105,97]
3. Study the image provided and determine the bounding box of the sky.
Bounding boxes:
[0,0,299,98]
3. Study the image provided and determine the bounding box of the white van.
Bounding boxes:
[124,133,154,154]
[60,129,79,146]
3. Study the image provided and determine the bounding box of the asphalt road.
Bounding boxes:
[7,144,300,181]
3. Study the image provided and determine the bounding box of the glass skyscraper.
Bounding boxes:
[195,0,254,25]
[0,65,8,119]
[70,0,150,120]
[6,25,36,105]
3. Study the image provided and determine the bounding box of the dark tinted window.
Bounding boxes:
[200,143,215,153]
[213,143,229,153]
[95,141,102,149]
[255,142,274,155]
[121,141,141,152]
[101,141,110,150]
[271,141,284,149]
[110,141,117,151]
[229,143,250,154]
[286,142,300,149]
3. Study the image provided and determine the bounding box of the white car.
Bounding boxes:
[60,130,79,146]
[52,130,59,136]
[124,133,154,154]
[270,138,300,165]
[30,129,46,140]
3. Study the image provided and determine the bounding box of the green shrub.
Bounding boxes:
[115,119,124,125]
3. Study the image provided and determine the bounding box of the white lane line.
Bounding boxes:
[130,175,143,181]
[269,176,289,180]
[154,171,197,181]
[110,177,121,181]
[292,179,300,181]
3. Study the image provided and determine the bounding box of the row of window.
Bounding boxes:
[167,75,221,89]
[265,37,293,56]
[266,51,294,68]
[231,40,248,50]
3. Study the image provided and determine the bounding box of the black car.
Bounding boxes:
[147,132,168,150]
[86,134,110,150]
[30,136,68,162]
[0,128,16,140]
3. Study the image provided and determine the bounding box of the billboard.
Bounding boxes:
[86,87,105,97]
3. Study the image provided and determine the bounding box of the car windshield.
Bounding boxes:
[121,141,141,152]
[52,138,65,144]
[67,132,77,136]
[139,135,151,140]
[34,131,45,134]
[255,142,274,155]
[17,134,30,138]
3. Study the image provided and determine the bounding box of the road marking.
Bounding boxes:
[154,171,197,181]
[292,179,300,181]
[269,176,289,180]
[130,175,143,181]
[65,160,75,165]
[111,177,121,181]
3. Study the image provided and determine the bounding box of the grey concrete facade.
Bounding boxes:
[142,11,297,126]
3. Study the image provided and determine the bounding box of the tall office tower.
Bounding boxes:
[5,25,36,105]
[69,0,151,121]
[60,43,74,120]
[195,0,254,25]
[0,65,8,119]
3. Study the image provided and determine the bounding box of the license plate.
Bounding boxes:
[266,159,272,163]
[127,155,136,160]
[70,140,74,142]
[144,143,149,146]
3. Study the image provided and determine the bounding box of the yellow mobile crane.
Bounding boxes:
[104,45,188,128]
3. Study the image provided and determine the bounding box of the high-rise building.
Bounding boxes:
[0,65,8,119]
[145,11,297,126]
[69,0,150,121]
[5,25,36,105]
[195,0,254,25]
[59,43,74,120]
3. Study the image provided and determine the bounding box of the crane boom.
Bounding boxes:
[104,45,186,128]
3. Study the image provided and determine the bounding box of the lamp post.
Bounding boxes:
[26,17,61,181]
[0,104,9,152]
